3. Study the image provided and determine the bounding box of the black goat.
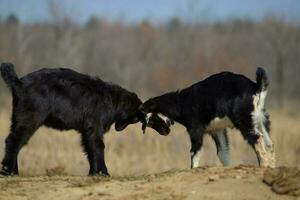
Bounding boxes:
[141,68,275,168]
[0,63,142,176]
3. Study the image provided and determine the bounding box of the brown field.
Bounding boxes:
[0,106,299,176]
[0,105,299,199]
[1,7,299,199]
[1,166,298,200]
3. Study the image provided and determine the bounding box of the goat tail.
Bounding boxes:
[0,62,22,96]
[255,67,268,93]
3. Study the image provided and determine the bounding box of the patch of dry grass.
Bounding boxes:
[0,103,299,176]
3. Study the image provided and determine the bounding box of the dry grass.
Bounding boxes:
[0,104,299,177]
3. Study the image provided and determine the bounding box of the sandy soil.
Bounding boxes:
[0,166,297,200]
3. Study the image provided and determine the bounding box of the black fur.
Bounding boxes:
[141,68,271,167]
[0,63,142,176]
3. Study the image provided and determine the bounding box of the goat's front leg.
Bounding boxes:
[188,127,204,169]
[96,138,109,176]
[81,130,109,176]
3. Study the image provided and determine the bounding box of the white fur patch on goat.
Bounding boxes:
[253,91,267,111]
[145,113,153,124]
[206,117,234,133]
[157,113,171,125]
[251,91,272,147]
[254,134,276,168]
[191,151,201,168]
[146,112,171,125]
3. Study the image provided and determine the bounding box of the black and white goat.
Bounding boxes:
[0,63,142,176]
[140,68,275,168]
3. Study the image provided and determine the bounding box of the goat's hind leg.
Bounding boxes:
[252,113,275,168]
[253,133,275,168]
[211,129,230,166]
[1,125,38,176]
[243,129,275,168]
[1,105,44,176]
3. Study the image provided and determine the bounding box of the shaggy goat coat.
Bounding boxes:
[0,63,142,176]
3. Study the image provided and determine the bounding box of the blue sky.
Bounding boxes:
[0,0,299,24]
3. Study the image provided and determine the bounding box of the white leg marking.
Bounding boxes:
[191,151,201,168]
[254,135,275,168]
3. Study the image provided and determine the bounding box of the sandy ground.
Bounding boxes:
[0,166,297,200]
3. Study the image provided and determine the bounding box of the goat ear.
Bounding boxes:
[115,121,129,131]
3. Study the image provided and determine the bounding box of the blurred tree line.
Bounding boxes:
[0,13,299,108]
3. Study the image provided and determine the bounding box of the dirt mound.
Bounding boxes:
[264,166,300,197]
[0,166,296,200]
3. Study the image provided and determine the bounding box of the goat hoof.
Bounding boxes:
[99,171,110,177]
[89,171,110,177]
[0,169,14,177]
